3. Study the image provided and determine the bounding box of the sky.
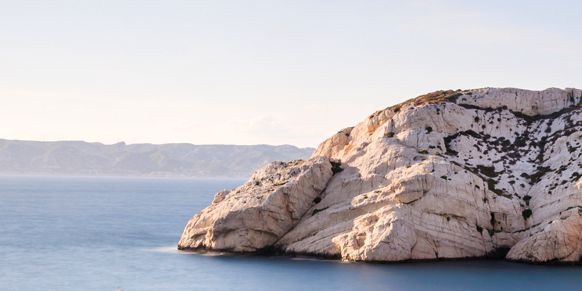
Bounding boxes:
[1,0,581,148]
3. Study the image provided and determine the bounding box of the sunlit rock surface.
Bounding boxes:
[180,88,582,264]
[178,157,333,252]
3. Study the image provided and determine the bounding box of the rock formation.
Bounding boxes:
[179,87,582,264]
[178,158,333,252]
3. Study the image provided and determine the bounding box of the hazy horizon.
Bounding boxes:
[0,139,314,178]
[1,0,581,147]
[0,137,316,148]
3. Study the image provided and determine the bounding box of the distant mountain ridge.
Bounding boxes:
[0,139,314,178]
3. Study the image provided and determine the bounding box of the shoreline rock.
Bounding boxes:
[178,157,333,252]
[179,87,582,264]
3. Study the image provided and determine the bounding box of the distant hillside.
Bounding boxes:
[0,139,314,178]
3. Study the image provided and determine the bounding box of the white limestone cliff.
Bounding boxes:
[179,87,582,264]
[178,157,333,252]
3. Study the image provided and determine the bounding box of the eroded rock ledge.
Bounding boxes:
[179,87,582,264]
[178,157,333,252]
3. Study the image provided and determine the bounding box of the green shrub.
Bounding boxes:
[522,208,533,220]
[523,195,532,206]
[331,161,343,174]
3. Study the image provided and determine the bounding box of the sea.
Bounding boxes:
[1,176,582,291]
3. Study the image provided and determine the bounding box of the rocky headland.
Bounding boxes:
[179,87,582,264]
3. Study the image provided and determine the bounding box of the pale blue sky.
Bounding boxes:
[1,0,581,147]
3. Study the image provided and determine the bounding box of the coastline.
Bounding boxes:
[176,246,582,266]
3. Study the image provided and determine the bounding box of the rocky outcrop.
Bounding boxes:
[178,157,333,252]
[179,87,582,264]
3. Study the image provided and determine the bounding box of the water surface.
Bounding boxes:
[1,176,581,291]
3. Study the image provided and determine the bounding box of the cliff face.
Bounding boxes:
[179,88,582,264]
[178,158,332,252]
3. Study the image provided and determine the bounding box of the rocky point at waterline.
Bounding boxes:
[178,87,582,264]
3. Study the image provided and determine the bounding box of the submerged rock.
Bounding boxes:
[179,87,582,264]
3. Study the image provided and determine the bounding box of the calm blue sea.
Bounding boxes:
[1,176,582,291]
